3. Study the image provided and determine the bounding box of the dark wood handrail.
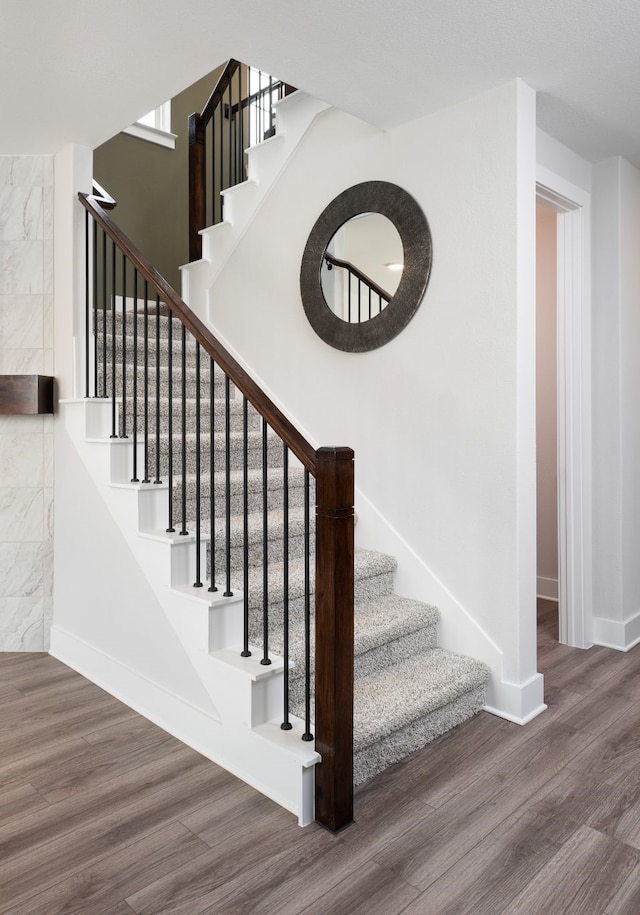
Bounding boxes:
[324,253,392,303]
[79,190,317,473]
[200,58,242,126]
[223,79,285,119]
[80,186,355,833]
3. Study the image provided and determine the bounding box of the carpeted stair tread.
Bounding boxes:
[272,594,438,666]
[269,594,440,684]
[245,547,397,610]
[353,648,490,752]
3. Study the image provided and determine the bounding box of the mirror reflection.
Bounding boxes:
[320,213,404,323]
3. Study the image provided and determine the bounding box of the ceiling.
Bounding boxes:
[3,0,640,167]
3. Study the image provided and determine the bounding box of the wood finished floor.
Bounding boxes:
[2,603,640,913]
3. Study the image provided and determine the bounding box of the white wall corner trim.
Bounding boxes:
[592,612,640,651]
[484,672,547,725]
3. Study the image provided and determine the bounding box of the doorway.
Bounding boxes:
[535,176,592,650]
[536,200,560,641]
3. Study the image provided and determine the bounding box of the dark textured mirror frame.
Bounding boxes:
[300,181,433,353]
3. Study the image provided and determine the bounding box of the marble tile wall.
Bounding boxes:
[0,156,54,650]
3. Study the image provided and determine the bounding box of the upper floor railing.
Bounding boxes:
[189,60,293,260]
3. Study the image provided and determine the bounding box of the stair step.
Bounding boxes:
[351,649,490,784]
[283,595,440,689]
[174,465,309,518]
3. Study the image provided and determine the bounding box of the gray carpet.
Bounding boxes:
[99,314,490,784]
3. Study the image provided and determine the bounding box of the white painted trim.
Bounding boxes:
[537,576,559,600]
[536,166,593,650]
[484,672,546,724]
[123,122,177,149]
[50,625,318,825]
[593,612,640,651]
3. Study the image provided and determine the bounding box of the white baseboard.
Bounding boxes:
[49,625,318,825]
[537,576,558,600]
[592,612,640,651]
[484,672,547,724]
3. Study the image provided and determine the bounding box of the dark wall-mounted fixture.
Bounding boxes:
[300,181,432,352]
[0,375,55,414]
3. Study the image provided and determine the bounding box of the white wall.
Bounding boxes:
[592,156,640,648]
[0,156,54,649]
[536,203,558,597]
[206,80,543,720]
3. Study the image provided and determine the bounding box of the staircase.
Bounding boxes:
[60,69,491,828]
[97,306,489,788]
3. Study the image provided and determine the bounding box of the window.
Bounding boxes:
[123,101,177,149]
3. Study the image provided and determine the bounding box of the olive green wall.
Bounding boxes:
[94,65,223,291]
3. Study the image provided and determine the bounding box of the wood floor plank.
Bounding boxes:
[502,825,639,914]
[371,721,592,891]
[128,780,433,915]
[565,702,640,784]
[604,862,640,914]
[2,608,640,914]
[0,782,49,824]
[298,861,420,915]
[0,747,228,902]
[3,821,209,915]
[399,810,561,915]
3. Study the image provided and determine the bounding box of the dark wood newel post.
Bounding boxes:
[314,446,355,832]
[188,112,206,262]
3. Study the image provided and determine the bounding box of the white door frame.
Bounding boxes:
[536,168,592,649]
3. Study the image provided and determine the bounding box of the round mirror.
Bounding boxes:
[320,213,404,323]
[300,181,432,352]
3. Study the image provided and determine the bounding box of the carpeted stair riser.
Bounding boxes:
[145,429,285,478]
[118,396,262,437]
[200,508,314,574]
[353,684,487,785]
[173,466,310,520]
[101,311,491,787]
[103,366,233,403]
[101,334,213,371]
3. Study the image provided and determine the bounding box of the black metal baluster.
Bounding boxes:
[368,285,372,321]
[120,253,128,438]
[208,357,217,591]
[142,281,150,483]
[131,270,139,482]
[228,83,232,191]
[194,341,203,587]
[166,310,174,532]
[154,294,162,484]
[302,469,313,741]
[261,417,271,666]
[101,228,107,397]
[348,272,352,323]
[281,445,291,729]
[110,239,117,438]
[180,324,188,535]
[223,374,233,596]
[241,395,250,656]
[218,105,223,223]
[357,277,362,324]
[239,66,245,181]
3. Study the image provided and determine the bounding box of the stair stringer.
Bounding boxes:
[180,90,331,318]
[52,398,320,825]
